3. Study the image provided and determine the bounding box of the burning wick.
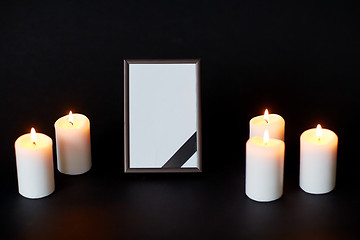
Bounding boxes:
[69,111,74,125]
[264,109,269,124]
[263,130,269,146]
[316,124,322,142]
[31,127,37,145]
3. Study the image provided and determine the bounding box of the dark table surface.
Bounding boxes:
[1,1,360,239]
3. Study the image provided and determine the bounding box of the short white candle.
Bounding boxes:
[55,111,92,175]
[300,124,338,194]
[249,109,285,140]
[246,130,285,202]
[15,128,55,199]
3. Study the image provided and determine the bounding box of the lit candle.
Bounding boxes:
[246,130,285,202]
[300,124,338,194]
[54,111,91,175]
[14,128,55,199]
[249,109,285,140]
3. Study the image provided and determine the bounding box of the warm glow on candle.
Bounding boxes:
[316,124,322,140]
[31,127,37,145]
[264,109,269,123]
[263,130,269,145]
[69,111,73,125]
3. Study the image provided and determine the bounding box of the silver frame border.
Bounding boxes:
[124,59,202,173]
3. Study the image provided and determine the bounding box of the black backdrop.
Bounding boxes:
[1,1,360,239]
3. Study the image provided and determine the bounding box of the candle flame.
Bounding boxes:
[263,130,269,145]
[31,127,37,145]
[264,109,269,123]
[316,124,322,141]
[69,111,74,125]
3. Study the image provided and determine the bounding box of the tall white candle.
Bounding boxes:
[246,130,285,202]
[15,128,55,199]
[300,124,338,194]
[249,109,285,140]
[55,111,91,175]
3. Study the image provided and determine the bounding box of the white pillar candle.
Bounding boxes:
[300,124,338,194]
[249,109,285,140]
[55,111,92,175]
[15,128,55,199]
[246,130,285,202]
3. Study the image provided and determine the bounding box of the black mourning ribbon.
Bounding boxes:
[161,132,197,168]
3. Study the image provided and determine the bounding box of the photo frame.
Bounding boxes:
[124,59,202,173]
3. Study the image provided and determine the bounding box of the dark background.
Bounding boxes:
[1,0,360,239]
